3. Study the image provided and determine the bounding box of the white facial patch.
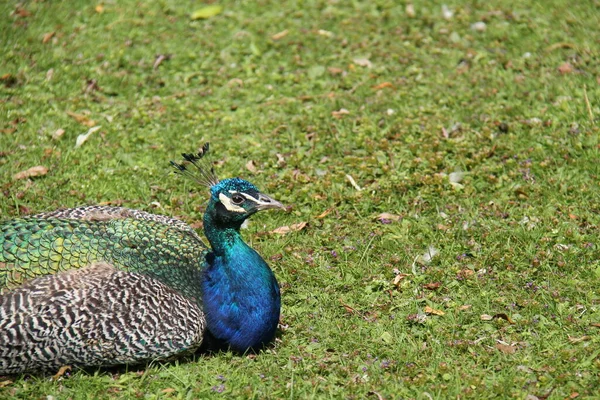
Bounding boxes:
[218,193,246,213]
[238,192,273,207]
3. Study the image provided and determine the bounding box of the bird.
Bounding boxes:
[0,143,286,374]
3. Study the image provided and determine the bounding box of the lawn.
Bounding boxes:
[1,0,599,398]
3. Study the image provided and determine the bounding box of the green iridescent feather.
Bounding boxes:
[0,212,207,305]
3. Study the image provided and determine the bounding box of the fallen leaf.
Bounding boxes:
[161,388,176,394]
[353,58,372,68]
[424,305,445,316]
[405,3,416,17]
[458,304,472,311]
[492,313,515,324]
[13,166,48,180]
[0,380,12,388]
[332,108,350,119]
[52,365,71,380]
[75,126,101,148]
[316,207,334,219]
[480,314,493,321]
[271,30,289,40]
[245,160,257,173]
[95,4,104,13]
[590,323,600,328]
[392,273,409,287]
[568,335,590,343]
[345,174,362,191]
[42,31,55,44]
[271,222,308,235]
[52,128,65,140]
[372,82,393,90]
[191,5,223,20]
[375,212,402,222]
[495,343,516,354]
[328,67,344,75]
[67,111,96,127]
[558,62,573,74]
[569,392,580,399]
[423,282,442,290]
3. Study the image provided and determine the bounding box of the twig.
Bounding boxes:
[583,84,594,124]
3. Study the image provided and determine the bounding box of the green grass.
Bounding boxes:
[1,0,600,398]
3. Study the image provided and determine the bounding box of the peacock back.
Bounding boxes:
[0,206,208,304]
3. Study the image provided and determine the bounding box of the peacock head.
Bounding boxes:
[171,144,286,226]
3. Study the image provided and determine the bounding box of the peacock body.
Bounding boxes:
[0,145,285,374]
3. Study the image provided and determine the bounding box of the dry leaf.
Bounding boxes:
[558,62,573,74]
[375,213,402,222]
[424,306,445,316]
[480,314,493,321]
[345,174,362,191]
[271,222,308,235]
[590,323,600,328]
[271,30,289,40]
[245,160,257,173]
[316,207,334,219]
[495,343,516,354]
[328,67,344,75]
[353,58,372,68]
[458,304,472,311]
[392,273,409,287]
[67,111,96,127]
[0,380,13,388]
[52,128,65,140]
[332,108,350,119]
[423,282,442,290]
[372,82,393,90]
[568,335,590,343]
[52,365,71,380]
[405,3,416,17]
[13,166,48,180]
[42,31,55,44]
[75,126,101,148]
[95,4,104,13]
[492,313,515,324]
[161,388,176,394]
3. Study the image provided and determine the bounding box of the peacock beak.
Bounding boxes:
[254,193,286,211]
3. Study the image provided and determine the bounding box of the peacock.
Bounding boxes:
[0,144,286,375]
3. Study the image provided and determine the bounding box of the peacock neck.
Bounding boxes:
[201,201,281,352]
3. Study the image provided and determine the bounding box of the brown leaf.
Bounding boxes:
[52,365,71,380]
[271,30,289,40]
[245,160,257,173]
[13,166,48,180]
[0,380,13,388]
[161,388,176,394]
[67,111,96,127]
[495,343,516,354]
[332,108,350,119]
[316,207,334,219]
[568,335,590,343]
[372,82,393,90]
[271,222,308,235]
[558,62,573,74]
[392,273,409,287]
[375,213,402,222]
[590,323,600,328]
[423,282,442,290]
[42,32,55,44]
[327,67,344,75]
[424,305,445,316]
[492,313,515,324]
[458,304,472,311]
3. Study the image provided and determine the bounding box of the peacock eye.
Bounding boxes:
[231,194,245,205]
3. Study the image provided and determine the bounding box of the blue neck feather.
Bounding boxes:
[201,201,280,352]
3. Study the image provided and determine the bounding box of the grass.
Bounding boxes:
[1,0,600,398]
